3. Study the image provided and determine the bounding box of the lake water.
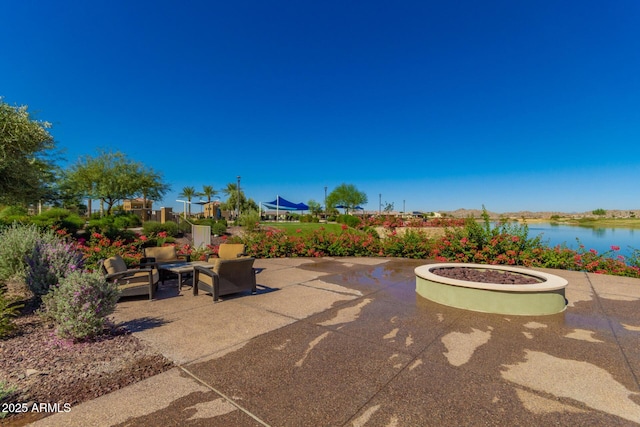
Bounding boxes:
[525,223,639,259]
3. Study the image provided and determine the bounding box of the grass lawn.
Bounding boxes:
[261,222,345,235]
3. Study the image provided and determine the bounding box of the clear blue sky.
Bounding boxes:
[2,0,639,214]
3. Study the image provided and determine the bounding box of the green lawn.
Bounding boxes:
[261,222,344,235]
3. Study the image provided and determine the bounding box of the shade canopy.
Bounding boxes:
[263,196,309,211]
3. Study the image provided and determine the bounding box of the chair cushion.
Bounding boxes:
[121,269,160,285]
[218,243,246,259]
[144,246,178,263]
[104,255,128,274]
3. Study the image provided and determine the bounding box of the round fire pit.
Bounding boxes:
[415,263,568,315]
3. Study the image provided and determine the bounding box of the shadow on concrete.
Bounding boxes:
[119,316,169,333]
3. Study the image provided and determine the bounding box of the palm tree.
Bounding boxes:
[179,186,197,216]
[223,182,245,219]
[201,185,218,203]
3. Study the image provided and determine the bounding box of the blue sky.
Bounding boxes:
[2,0,639,214]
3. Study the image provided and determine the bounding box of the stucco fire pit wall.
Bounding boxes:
[415,263,568,315]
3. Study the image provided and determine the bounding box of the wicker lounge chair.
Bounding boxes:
[193,257,257,302]
[142,246,190,284]
[99,254,159,300]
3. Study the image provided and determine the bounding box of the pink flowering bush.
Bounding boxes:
[25,239,85,296]
[67,214,640,279]
[40,270,120,341]
[380,229,432,258]
[236,214,640,278]
[77,232,145,270]
[241,227,379,258]
[359,215,465,229]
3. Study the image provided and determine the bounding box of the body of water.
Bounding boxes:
[526,223,639,260]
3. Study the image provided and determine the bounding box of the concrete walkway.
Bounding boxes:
[33,257,640,426]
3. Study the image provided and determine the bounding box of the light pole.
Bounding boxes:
[176,200,188,218]
[379,193,382,214]
[236,175,241,220]
[324,186,327,216]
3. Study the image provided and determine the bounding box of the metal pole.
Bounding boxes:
[236,176,241,220]
[324,186,327,216]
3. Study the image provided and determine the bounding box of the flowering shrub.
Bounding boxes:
[383,229,433,258]
[77,232,144,271]
[40,270,120,341]
[429,218,640,277]
[235,215,640,278]
[241,227,379,258]
[25,239,84,296]
[174,242,215,261]
[359,215,465,229]
[0,223,58,283]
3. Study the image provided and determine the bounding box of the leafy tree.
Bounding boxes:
[0,99,58,205]
[135,167,170,221]
[326,183,368,214]
[383,201,394,213]
[307,200,322,217]
[64,150,167,216]
[62,154,102,216]
[179,186,197,216]
[592,208,606,216]
[220,183,259,218]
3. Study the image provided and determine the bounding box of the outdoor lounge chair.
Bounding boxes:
[193,257,257,302]
[216,243,248,259]
[99,254,159,300]
[142,246,190,284]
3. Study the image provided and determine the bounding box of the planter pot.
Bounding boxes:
[415,263,568,315]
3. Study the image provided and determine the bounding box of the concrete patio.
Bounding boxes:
[33,257,640,426]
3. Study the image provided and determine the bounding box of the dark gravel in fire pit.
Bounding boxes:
[432,267,543,284]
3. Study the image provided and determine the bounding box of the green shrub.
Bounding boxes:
[239,210,260,232]
[0,223,58,284]
[300,214,319,223]
[87,216,116,233]
[177,220,191,235]
[0,206,30,228]
[212,221,227,236]
[0,205,28,218]
[112,212,141,228]
[25,239,84,296]
[382,229,432,258]
[142,221,179,236]
[337,214,361,228]
[192,218,226,236]
[113,216,130,229]
[193,218,216,227]
[41,270,120,341]
[30,208,84,235]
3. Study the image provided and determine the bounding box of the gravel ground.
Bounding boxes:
[0,230,241,425]
[0,301,174,425]
[432,266,543,284]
